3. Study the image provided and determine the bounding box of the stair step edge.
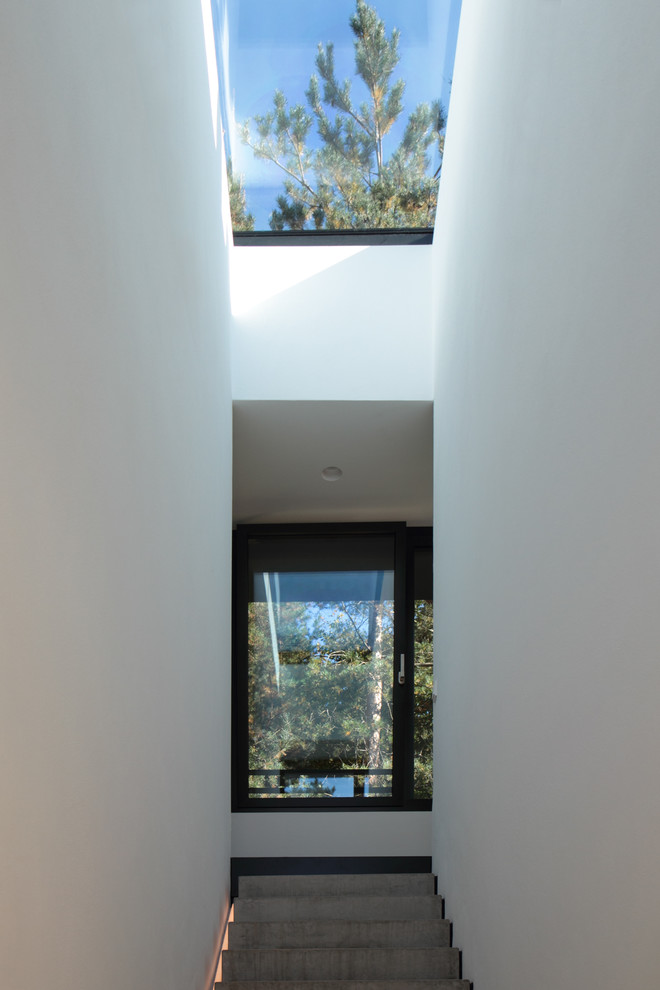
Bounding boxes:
[239,874,436,898]
[233,894,445,923]
[222,946,461,981]
[227,918,452,949]
[218,982,470,990]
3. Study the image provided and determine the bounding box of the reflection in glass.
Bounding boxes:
[247,543,395,799]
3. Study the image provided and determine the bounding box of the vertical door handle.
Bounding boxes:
[398,653,405,685]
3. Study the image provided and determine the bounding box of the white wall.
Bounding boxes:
[432,1,660,989]
[231,245,433,400]
[230,237,434,856]
[0,5,233,990]
[232,812,431,860]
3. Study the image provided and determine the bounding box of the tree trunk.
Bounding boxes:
[366,601,384,794]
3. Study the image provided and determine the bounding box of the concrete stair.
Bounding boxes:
[218,873,470,989]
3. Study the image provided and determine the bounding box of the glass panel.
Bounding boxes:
[247,535,395,799]
[413,547,433,799]
[214,0,463,233]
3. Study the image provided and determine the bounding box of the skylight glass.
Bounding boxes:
[212,0,461,236]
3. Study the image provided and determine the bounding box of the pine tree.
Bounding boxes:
[240,0,445,231]
[412,598,433,799]
[247,598,396,798]
[227,157,255,231]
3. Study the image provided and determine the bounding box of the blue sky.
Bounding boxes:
[214,0,462,227]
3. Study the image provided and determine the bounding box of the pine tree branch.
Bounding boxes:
[244,134,318,202]
[337,602,371,652]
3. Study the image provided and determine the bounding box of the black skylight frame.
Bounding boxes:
[233,228,433,246]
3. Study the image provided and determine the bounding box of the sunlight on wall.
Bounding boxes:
[230,245,368,316]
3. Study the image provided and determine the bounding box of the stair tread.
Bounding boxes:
[219,982,469,990]
[239,874,435,899]
[222,947,460,981]
[234,894,444,923]
[228,918,451,949]
[223,948,459,956]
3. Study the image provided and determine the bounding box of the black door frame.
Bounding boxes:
[232,521,432,811]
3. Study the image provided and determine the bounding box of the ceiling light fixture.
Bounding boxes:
[321,466,343,482]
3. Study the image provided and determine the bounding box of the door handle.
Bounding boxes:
[398,653,405,685]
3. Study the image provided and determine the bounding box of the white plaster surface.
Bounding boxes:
[232,812,431,859]
[432,2,660,989]
[232,399,433,524]
[0,5,233,990]
[230,245,433,400]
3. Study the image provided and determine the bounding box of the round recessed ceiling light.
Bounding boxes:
[321,466,343,482]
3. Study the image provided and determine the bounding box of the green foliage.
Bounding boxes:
[240,0,446,231]
[227,156,255,231]
[247,599,394,798]
[247,593,434,800]
[413,599,433,799]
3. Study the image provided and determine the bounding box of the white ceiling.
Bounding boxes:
[233,400,433,525]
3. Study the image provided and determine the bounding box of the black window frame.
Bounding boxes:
[232,522,432,812]
[404,526,434,810]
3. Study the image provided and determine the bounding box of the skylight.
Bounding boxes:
[212,0,461,239]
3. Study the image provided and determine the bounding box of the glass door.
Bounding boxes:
[234,524,406,807]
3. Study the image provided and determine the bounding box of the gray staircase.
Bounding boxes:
[218,873,470,989]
